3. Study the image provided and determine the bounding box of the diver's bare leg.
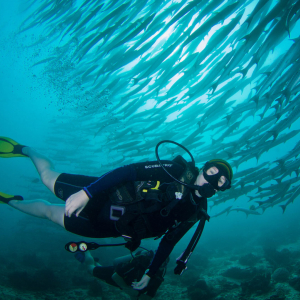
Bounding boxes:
[22,147,61,194]
[85,251,99,275]
[8,200,65,228]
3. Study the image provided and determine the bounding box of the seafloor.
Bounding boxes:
[1,236,299,300]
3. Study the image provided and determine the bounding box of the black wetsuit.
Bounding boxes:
[54,160,207,277]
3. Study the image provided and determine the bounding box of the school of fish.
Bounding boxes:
[18,0,300,217]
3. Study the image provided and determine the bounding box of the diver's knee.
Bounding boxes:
[40,169,52,185]
[40,169,60,191]
[45,204,55,221]
[87,265,95,275]
[45,204,65,226]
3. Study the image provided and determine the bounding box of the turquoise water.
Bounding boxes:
[1,0,300,299]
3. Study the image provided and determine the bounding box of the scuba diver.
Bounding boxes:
[74,250,168,299]
[0,136,233,290]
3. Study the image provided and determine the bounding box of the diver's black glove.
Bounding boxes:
[125,239,141,252]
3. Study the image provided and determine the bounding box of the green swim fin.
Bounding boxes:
[0,192,23,204]
[0,137,28,158]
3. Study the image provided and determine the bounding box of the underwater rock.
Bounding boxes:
[217,278,240,291]
[7,268,60,291]
[272,268,289,283]
[179,269,204,286]
[190,279,209,291]
[266,295,286,300]
[238,253,260,267]
[72,275,92,287]
[264,248,291,268]
[74,290,85,297]
[188,279,216,300]
[32,268,60,290]
[88,279,103,297]
[221,267,256,280]
[295,261,300,276]
[188,287,215,300]
[289,276,300,291]
[241,272,271,295]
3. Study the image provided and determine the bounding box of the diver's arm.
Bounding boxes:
[147,198,207,275]
[65,160,183,217]
[65,165,137,216]
[132,221,195,291]
[84,165,137,198]
[132,235,180,290]
[146,200,208,276]
[83,160,184,198]
[146,221,196,277]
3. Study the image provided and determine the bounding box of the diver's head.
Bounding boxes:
[195,159,233,198]
[203,159,233,191]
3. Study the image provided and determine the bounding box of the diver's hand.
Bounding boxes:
[132,274,150,290]
[65,190,89,217]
